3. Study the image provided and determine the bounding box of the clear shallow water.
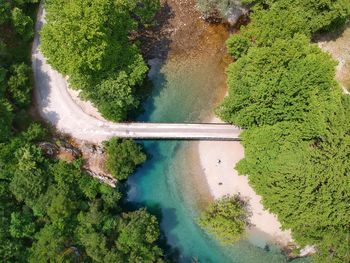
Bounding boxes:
[127,54,310,263]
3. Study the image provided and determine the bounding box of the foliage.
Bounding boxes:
[11,7,34,41]
[237,97,350,262]
[226,34,251,60]
[198,195,248,244]
[0,100,13,142]
[117,209,163,262]
[104,138,147,180]
[0,0,11,25]
[8,63,32,107]
[218,0,350,261]
[0,2,164,262]
[225,0,350,50]
[94,72,144,121]
[218,34,338,128]
[41,0,159,122]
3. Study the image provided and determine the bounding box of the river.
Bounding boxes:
[127,1,309,262]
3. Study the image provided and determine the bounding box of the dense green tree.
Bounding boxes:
[0,100,13,142]
[218,34,338,128]
[104,138,146,180]
[0,0,10,25]
[117,209,163,262]
[41,0,159,122]
[237,97,350,261]
[93,72,143,121]
[8,63,32,107]
[218,0,350,261]
[0,181,29,261]
[11,7,34,41]
[10,208,37,239]
[198,195,249,244]
[243,0,350,45]
[29,224,71,263]
[226,34,252,60]
[10,145,48,207]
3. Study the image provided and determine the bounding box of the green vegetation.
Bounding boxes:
[198,195,248,244]
[219,0,350,261]
[237,0,350,47]
[104,138,146,180]
[0,2,164,262]
[41,0,160,122]
[226,34,251,60]
[218,34,338,128]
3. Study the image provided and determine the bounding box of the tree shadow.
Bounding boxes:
[138,2,174,61]
[313,20,350,43]
[136,59,168,122]
[32,54,61,126]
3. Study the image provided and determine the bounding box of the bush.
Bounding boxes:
[8,63,32,107]
[0,100,13,142]
[217,35,338,128]
[104,138,146,180]
[226,34,252,60]
[11,7,34,41]
[198,195,249,244]
[0,0,11,25]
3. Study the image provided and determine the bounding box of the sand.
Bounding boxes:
[198,116,293,248]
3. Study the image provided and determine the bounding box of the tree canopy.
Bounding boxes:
[41,0,160,122]
[219,0,350,261]
[218,34,339,128]
[104,138,147,180]
[198,195,249,244]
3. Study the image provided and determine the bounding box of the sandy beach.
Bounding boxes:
[198,116,293,248]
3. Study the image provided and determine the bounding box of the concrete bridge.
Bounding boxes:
[97,123,241,140]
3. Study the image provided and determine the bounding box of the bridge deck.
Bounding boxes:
[101,123,241,140]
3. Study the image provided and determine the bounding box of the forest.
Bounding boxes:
[218,0,350,262]
[0,1,164,262]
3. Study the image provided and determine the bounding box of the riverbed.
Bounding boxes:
[127,0,309,262]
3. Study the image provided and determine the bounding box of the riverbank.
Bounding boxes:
[196,115,293,248]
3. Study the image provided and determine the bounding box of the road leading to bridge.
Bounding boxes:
[32,3,241,143]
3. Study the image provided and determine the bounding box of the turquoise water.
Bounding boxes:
[127,57,310,262]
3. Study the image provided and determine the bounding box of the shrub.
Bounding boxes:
[198,195,249,244]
